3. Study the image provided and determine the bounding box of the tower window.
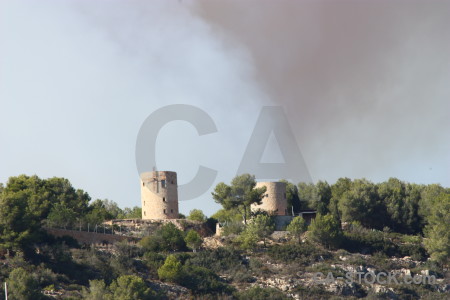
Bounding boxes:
[142,182,144,186]
[163,209,166,214]
[161,180,166,188]
[144,201,145,206]
[144,211,146,216]
[163,197,166,202]
[265,194,269,197]
[284,193,286,199]
[171,209,173,213]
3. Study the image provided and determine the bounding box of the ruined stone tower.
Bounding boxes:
[251,182,288,216]
[140,171,179,219]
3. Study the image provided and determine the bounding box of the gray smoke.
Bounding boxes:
[193,0,450,185]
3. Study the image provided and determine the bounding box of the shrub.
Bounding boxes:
[33,264,60,288]
[423,193,450,264]
[157,253,233,295]
[222,222,245,236]
[187,209,207,222]
[294,285,334,299]
[7,267,42,300]
[411,260,444,279]
[286,216,307,243]
[268,242,331,265]
[140,223,186,252]
[230,267,254,283]
[398,243,427,261]
[235,286,289,300]
[342,224,427,259]
[72,248,115,284]
[308,214,343,249]
[181,264,233,295]
[143,252,166,278]
[306,262,346,279]
[157,255,183,283]
[369,251,397,272]
[184,230,203,252]
[187,247,244,274]
[249,257,263,270]
[139,235,161,252]
[82,276,157,300]
[110,275,156,300]
[342,230,395,255]
[237,215,274,249]
[81,279,111,300]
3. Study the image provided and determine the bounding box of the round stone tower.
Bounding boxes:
[140,171,179,219]
[251,182,288,216]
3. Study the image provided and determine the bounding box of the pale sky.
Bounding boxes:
[1,0,449,216]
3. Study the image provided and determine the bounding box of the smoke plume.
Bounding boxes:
[193,0,450,185]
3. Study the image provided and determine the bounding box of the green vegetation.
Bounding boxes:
[0,175,140,256]
[212,173,266,224]
[235,286,290,300]
[308,214,343,249]
[157,255,184,283]
[187,209,207,222]
[0,175,90,256]
[297,181,332,215]
[139,223,187,252]
[157,254,233,295]
[296,177,449,264]
[237,214,274,249]
[82,275,157,300]
[424,193,450,264]
[341,223,427,260]
[338,179,384,229]
[268,241,331,265]
[211,207,244,236]
[211,207,243,224]
[286,216,307,243]
[280,179,301,214]
[184,229,203,252]
[0,174,448,299]
[6,267,42,300]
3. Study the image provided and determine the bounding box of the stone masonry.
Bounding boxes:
[251,181,288,216]
[141,171,179,219]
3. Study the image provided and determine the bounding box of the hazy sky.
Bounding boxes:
[1,0,449,216]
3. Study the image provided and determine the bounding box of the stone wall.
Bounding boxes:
[46,228,137,245]
[104,218,214,237]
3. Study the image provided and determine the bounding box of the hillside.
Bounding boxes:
[0,174,449,299]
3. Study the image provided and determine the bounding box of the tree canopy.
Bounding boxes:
[140,223,187,252]
[0,175,90,254]
[7,267,42,300]
[338,179,385,229]
[185,229,203,252]
[212,174,266,224]
[187,209,207,222]
[308,213,343,249]
[286,216,307,243]
[0,175,141,256]
[280,180,301,214]
[238,214,274,249]
[158,255,184,283]
[82,275,156,300]
[424,192,450,265]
